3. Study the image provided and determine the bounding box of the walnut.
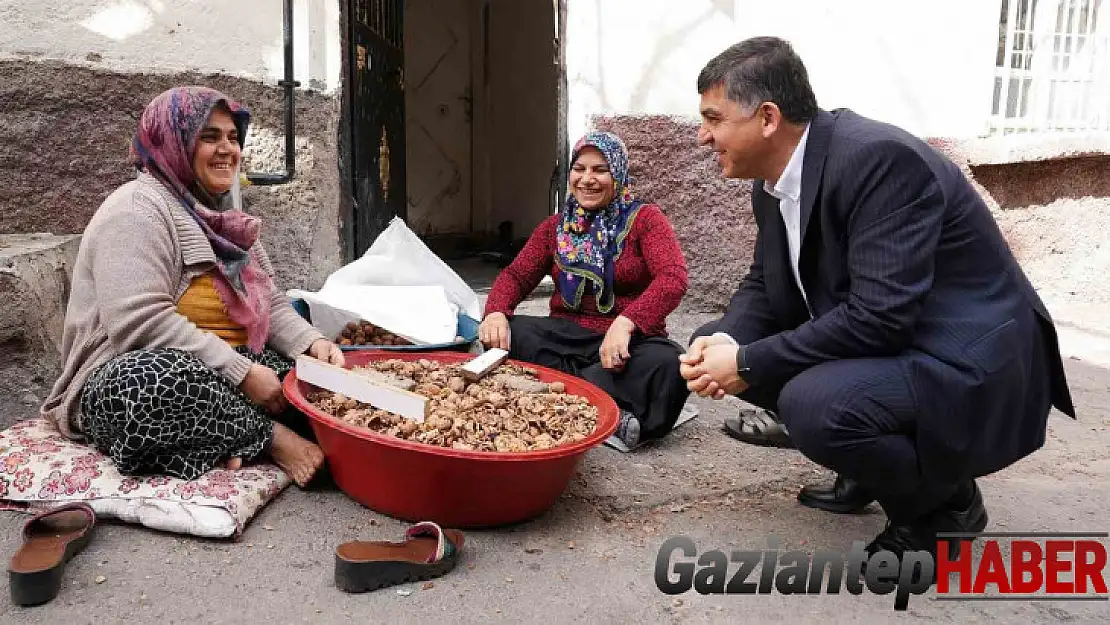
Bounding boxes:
[336,319,413,346]
[494,435,528,452]
[487,392,508,409]
[312,358,599,453]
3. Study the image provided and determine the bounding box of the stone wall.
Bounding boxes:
[972,156,1110,210]
[0,234,81,428]
[0,59,343,291]
[592,115,756,313]
[590,114,1099,312]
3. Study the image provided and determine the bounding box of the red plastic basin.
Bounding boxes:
[283,350,619,528]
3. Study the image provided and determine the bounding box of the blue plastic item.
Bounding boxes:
[290,298,479,352]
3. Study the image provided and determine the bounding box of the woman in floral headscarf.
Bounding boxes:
[41,86,342,486]
[480,131,690,448]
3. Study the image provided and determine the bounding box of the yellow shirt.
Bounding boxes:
[176,273,248,347]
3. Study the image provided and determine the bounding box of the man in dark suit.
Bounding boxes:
[679,37,1076,560]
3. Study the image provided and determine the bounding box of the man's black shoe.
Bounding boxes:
[797,475,875,514]
[861,480,989,585]
[866,521,937,559]
[860,521,941,585]
[931,480,989,538]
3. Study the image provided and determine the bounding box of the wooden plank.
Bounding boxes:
[295,355,428,422]
[460,347,509,382]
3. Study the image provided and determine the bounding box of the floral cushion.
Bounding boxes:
[0,418,291,539]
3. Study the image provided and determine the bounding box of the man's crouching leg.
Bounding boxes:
[776,356,987,575]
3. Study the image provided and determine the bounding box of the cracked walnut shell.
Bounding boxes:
[306,359,600,452]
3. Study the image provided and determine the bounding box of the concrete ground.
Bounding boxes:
[2,257,1109,623]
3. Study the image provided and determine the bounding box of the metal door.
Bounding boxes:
[349,0,406,255]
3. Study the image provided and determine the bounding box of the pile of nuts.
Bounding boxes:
[336,320,413,347]
[306,358,600,452]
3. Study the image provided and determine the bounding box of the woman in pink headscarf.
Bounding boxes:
[41,86,340,487]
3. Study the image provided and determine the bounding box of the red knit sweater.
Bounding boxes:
[483,205,688,337]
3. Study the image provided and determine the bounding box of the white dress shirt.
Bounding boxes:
[765,122,812,317]
[713,124,813,349]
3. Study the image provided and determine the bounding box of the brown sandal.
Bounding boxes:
[335,521,465,593]
[8,502,97,607]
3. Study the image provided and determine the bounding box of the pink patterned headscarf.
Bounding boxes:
[130,86,271,353]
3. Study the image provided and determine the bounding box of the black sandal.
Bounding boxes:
[722,409,795,449]
[9,502,96,607]
[335,521,464,593]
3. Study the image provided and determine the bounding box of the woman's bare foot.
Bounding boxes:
[225,457,243,470]
[269,422,325,487]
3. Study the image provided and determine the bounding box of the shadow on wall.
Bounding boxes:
[624,7,716,111]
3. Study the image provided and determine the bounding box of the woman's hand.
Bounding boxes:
[600,316,636,370]
[307,338,346,367]
[239,364,287,414]
[479,312,511,350]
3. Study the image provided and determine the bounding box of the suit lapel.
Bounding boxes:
[753,186,810,326]
[798,109,835,247]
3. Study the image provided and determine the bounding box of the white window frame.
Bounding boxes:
[990,0,1109,136]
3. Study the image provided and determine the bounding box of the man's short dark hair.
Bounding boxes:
[697,36,818,124]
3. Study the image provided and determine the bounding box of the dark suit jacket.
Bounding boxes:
[718,108,1075,483]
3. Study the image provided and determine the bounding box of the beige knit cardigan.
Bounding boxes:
[41,172,324,439]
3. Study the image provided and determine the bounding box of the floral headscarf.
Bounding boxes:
[555,131,643,313]
[129,86,272,353]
